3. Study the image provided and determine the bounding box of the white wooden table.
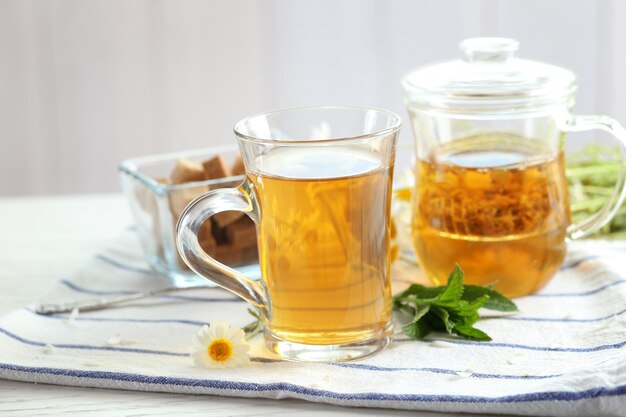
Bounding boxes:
[0,195,509,416]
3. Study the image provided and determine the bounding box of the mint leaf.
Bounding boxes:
[430,305,455,333]
[463,285,518,312]
[393,264,516,342]
[455,294,490,318]
[453,324,492,341]
[436,264,464,307]
[247,308,260,319]
[401,305,432,339]
[450,297,487,330]
[404,304,430,324]
[402,320,432,339]
[393,285,441,323]
[393,284,442,306]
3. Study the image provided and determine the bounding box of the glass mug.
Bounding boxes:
[403,38,626,297]
[177,106,401,361]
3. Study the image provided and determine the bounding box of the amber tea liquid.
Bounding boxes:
[412,135,570,297]
[249,147,393,345]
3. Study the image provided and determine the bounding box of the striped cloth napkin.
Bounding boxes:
[0,229,625,416]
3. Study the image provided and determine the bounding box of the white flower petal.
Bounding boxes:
[199,325,212,338]
[191,353,206,367]
[455,368,473,378]
[507,353,526,365]
[236,356,251,366]
[191,343,205,354]
[233,344,250,353]
[192,331,207,343]
[190,343,206,353]
[213,322,227,338]
[106,336,122,346]
[227,326,243,339]
[201,357,215,368]
[226,356,243,367]
[66,308,80,324]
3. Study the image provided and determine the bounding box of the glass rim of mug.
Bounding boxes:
[233,105,402,145]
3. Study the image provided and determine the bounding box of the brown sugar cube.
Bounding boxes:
[169,186,208,219]
[225,217,257,248]
[210,221,229,245]
[198,218,217,256]
[241,245,259,264]
[202,155,231,180]
[213,244,243,266]
[214,210,244,228]
[171,158,205,184]
[176,220,214,271]
[203,155,243,226]
[231,155,246,175]
[199,235,217,256]
[198,219,213,242]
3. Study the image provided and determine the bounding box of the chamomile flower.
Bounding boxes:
[191,322,250,368]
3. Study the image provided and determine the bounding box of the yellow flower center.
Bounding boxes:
[208,338,233,362]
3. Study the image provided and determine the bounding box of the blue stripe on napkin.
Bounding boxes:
[1,363,625,405]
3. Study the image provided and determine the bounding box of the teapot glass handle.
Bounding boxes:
[564,115,626,240]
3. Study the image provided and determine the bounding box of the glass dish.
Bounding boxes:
[119,145,261,287]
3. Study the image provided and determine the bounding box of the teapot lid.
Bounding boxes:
[402,38,577,114]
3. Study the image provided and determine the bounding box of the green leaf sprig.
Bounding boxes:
[567,144,626,238]
[242,308,263,340]
[393,265,518,341]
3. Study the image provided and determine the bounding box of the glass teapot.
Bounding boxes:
[402,38,626,297]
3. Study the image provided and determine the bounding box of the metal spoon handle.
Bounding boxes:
[35,286,207,315]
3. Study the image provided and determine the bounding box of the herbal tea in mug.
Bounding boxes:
[250,147,393,346]
[412,134,570,297]
[403,38,626,297]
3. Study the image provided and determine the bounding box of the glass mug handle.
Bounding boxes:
[176,181,267,313]
[564,115,626,240]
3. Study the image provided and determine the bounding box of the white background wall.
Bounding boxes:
[1,0,625,195]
